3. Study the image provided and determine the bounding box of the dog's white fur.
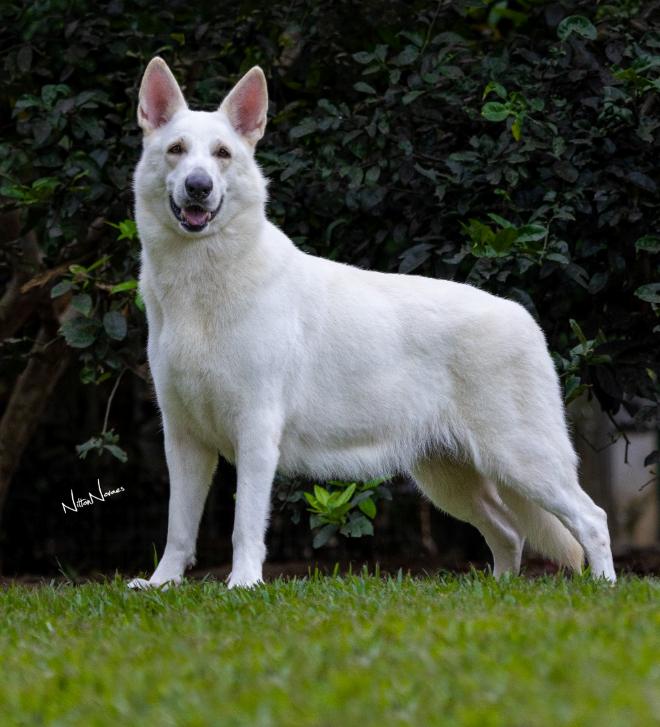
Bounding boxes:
[129,58,615,589]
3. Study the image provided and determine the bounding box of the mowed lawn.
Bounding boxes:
[0,572,658,726]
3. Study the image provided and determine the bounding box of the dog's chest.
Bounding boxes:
[153,303,246,455]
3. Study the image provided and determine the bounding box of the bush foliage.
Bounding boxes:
[1,0,659,550]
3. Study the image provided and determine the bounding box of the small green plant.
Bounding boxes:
[49,221,142,462]
[554,319,611,405]
[49,220,142,386]
[481,83,543,141]
[461,213,547,258]
[557,15,597,42]
[76,428,127,463]
[301,477,392,547]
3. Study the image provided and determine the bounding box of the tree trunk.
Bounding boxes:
[0,324,72,517]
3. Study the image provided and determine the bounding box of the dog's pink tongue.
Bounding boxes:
[183,207,210,227]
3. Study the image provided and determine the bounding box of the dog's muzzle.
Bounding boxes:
[169,195,223,233]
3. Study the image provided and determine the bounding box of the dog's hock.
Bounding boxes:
[219,66,268,147]
[138,57,187,133]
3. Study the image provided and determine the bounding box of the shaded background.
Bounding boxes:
[1,0,658,578]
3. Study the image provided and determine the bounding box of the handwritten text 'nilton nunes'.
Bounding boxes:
[62,479,125,514]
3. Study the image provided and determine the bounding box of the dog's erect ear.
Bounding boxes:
[138,57,187,133]
[219,66,268,147]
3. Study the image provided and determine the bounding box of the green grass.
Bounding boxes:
[0,572,658,726]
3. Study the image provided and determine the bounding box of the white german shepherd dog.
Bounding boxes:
[129,58,615,589]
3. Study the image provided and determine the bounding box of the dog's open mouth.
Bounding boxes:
[169,196,222,232]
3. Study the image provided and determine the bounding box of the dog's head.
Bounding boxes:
[135,57,268,237]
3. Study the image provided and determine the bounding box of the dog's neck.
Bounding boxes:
[139,202,292,309]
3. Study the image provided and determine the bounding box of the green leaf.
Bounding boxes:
[569,319,588,346]
[313,485,330,507]
[313,523,338,548]
[564,375,587,405]
[80,366,97,385]
[116,219,138,241]
[365,166,381,184]
[557,15,597,41]
[635,235,660,253]
[104,443,128,463]
[392,45,418,67]
[351,491,375,507]
[303,492,318,508]
[41,83,70,106]
[289,119,317,139]
[110,280,138,294]
[61,318,99,348]
[354,82,376,95]
[103,311,127,340]
[644,450,659,467]
[546,252,570,265]
[32,176,59,195]
[17,46,32,73]
[347,166,364,188]
[333,483,357,507]
[358,497,377,519]
[51,280,72,298]
[402,90,424,105]
[466,221,519,258]
[634,283,660,304]
[71,293,92,316]
[481,102,510,122]
[588,272,609,294]
[399,30,423,47]
[364,477,388,489]
[516,224,547,243]
[353,51,374,64]
[511,116,522,141]
[483,81,506,100]
[486,213,515,229]
[76,436,102,459]
[490,228,519,254]
[86,255,111,273]
[342,515,374,537]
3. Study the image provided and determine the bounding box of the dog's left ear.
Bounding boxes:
[219,66,268,147]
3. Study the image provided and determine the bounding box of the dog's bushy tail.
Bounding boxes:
[500,488,584,572]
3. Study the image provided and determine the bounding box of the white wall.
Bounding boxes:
[570,397,658,549]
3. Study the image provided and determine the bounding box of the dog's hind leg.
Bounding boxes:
[412,458,524,577]
[483,438,615,581]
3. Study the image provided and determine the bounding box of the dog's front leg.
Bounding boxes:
[129,420,217,589]
[227,423,280,589]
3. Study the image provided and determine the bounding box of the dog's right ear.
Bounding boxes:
[137,57,187,134]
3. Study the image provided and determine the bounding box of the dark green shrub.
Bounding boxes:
[1,0,658,542]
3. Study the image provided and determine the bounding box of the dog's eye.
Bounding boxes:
[168,143,184,155]
[214,147,231,159]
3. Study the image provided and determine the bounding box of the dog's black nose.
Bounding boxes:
[185,170,213,200]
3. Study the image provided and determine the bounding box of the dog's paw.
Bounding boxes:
[127,578,152,590]
[226,572,263,590]
[127,576,180,591]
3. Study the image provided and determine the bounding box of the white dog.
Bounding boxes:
[129,58,615,589]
